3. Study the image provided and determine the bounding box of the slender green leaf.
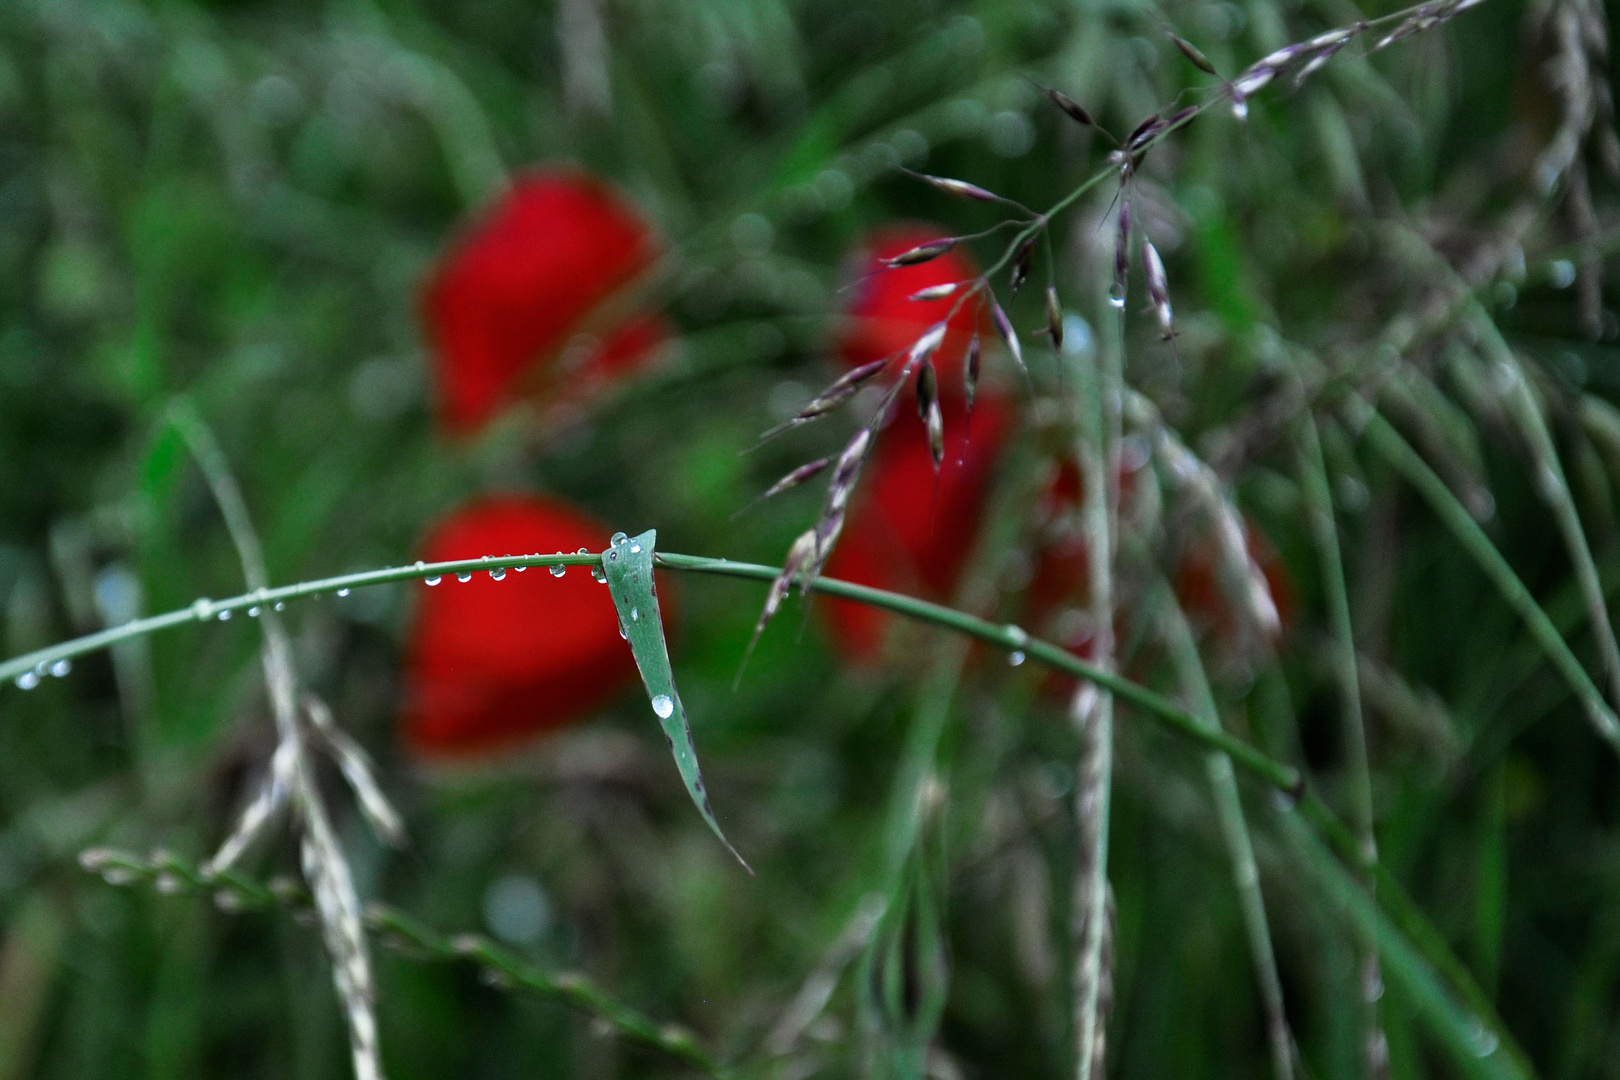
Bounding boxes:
[602,531,750,871]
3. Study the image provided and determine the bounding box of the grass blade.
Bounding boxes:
[601,530,750,871]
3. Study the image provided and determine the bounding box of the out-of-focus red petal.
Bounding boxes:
[536,313,672,424]
[422,169,660,436]
[401,496,651,759]
[1174,520,1294,642]
[822,393,1015,661]
[839,225,985,394]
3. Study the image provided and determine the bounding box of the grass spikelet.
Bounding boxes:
[1142,242,1176,340]
[1032,81,1098,129]
[991,297,1027,381]
[1010,236,1036,295]
[917,360,945,471]
[883,238,957,268]
[911,172,1001,203]
[1045,286,1064,351]
[1170,33,1218,75]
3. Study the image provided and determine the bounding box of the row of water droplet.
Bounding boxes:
[14,657,72,689]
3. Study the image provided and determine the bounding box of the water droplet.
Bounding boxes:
[513,561,527,572]
[337,588,350,597]
[425,577,441,586]
[274,601,286,611]
[591,565,606,583]
[651,694,674,719]
[629,543,642,554]
[192,598,214,620]
[610,531,628,547]
[1107,283,1127,309]
[413,560,426,572]
[630,608,640,622]
[490,568,506,581]
[248,606,260,617]
[1008,650,1026,666]
[1006,624,1028,648]
[457,572,472,583]
[480,555,492,564]
[1549,258,1577,289]
[15,671,39,690]
[50,659,71,677]
[576,547,590,554]
[217,609,232,621]
[617,621,627,639]
[549,564,566,578]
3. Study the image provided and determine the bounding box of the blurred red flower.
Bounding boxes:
[839,225,985,386]
[422,169,669,436]
[401,495,651,759]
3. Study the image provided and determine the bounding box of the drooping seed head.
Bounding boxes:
[1045,286,1064,351]
[883,238,957,268]
[827,427,873,513]
[925,397,945,472]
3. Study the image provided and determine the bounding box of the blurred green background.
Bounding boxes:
[1,0,1618,1077]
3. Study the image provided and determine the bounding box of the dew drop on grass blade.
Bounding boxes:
[602,530,750,871]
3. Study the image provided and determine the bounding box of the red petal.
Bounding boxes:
[839,225,985,394]
[821,393,1014,660]
[423,169,660,436]
[401,496,651,758]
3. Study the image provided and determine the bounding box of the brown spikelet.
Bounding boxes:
[744,528,820,665]
[1033,82,1096,128]
[1010,236,1036,295]
[1125,114,1167,153]
[883,238,957,268]
[1171,33,1219,74]
[1045,286,1064,351]
[908,321,949,369]
[754,359,888,445]
[964,334,982,419]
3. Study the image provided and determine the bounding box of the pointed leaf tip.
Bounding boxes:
[602,530,751,871]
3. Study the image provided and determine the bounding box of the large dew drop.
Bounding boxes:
[425,576,441,586]
[549,564,566,578]
[15,670,39,690]
[50,659,70,677]
[610,531,629,547]
[490,568,506,581]
[457,572,472,583]
[651,694,674,719]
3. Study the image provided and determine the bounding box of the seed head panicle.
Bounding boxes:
[765,457,832,500]
[907,321,949,370]
[1125,113,1168,154]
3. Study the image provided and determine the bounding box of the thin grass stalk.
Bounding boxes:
[1158,585,1294,1080]
[75,848,726,1077]
[1298,411,1390,1079]
[1384,224,1620,714]
[1070,283,1121,1080]
[1352,398,1620,753]
[167,403,384,1080]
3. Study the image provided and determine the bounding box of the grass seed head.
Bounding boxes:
[1112,200,1132,307]
[1034,82,1096,128]
[908,283,959,302]
[1143,242,1176,340]
[1045,286,1064,350]
[965,333,982,416]
[763,457,832,500]
[991,297,1026,377]
[1010,236,1036,294]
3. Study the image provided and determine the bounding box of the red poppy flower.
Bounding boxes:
[839,225,985,389]
[422,169,669,436]
[401,495,656,758]
[821,393,1015,660]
